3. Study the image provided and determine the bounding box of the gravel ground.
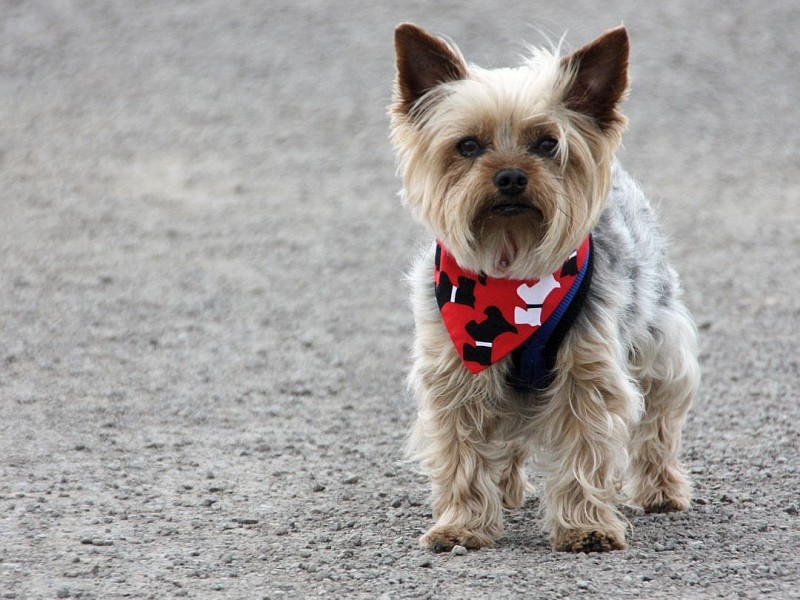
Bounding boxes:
[1,1,798,598]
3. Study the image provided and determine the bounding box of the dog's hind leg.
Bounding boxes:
[498,440,533,510]
[628,305,699,513]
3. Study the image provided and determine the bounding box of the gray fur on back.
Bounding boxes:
[588,161,683,351]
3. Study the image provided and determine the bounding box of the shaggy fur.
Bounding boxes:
[390,23,699,553]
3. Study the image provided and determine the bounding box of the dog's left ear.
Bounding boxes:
[561,26,629,129]
[393,23,468,115]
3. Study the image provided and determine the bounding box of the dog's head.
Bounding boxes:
[390,24,629,278]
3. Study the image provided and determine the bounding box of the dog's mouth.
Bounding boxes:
[475,198,543,277]
[471,199,545,276]
[490,203,534,217]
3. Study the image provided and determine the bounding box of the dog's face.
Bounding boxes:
[391,24,629,278]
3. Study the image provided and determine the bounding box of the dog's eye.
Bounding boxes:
[529,137,559,158]
[456,138,485,158]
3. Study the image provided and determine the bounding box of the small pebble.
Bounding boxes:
[91,538,114,547]
[683,572,700,585]
[79,537,113,547]
[451,545,468,556]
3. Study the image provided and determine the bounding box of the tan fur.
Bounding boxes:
[392,24,699,553]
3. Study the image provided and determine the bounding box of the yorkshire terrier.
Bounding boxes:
[390,23,700,553]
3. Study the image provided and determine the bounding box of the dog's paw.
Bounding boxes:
[419,525,495,553]
[634,479,692,514]
[632,463,692,514]
[552,529,626,553]
[642,496,690,513]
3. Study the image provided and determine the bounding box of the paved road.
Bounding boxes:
[1,1,798,598]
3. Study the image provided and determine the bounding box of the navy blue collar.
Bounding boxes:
[508,236,594,393]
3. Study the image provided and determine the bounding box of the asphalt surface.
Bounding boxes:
[1,1,799,598]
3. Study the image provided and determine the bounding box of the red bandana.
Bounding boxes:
[434,237,592,374]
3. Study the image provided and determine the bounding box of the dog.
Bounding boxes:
[389,23,700,553]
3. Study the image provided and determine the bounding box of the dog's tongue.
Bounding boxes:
[497,239,517,273]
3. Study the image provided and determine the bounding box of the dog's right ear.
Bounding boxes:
[393,23,468,115]
[561,26,629,130]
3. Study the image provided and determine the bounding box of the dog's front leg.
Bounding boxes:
[409,380,506,552]
[536,322,642,553]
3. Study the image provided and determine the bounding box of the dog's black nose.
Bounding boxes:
[493,169,528,196]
